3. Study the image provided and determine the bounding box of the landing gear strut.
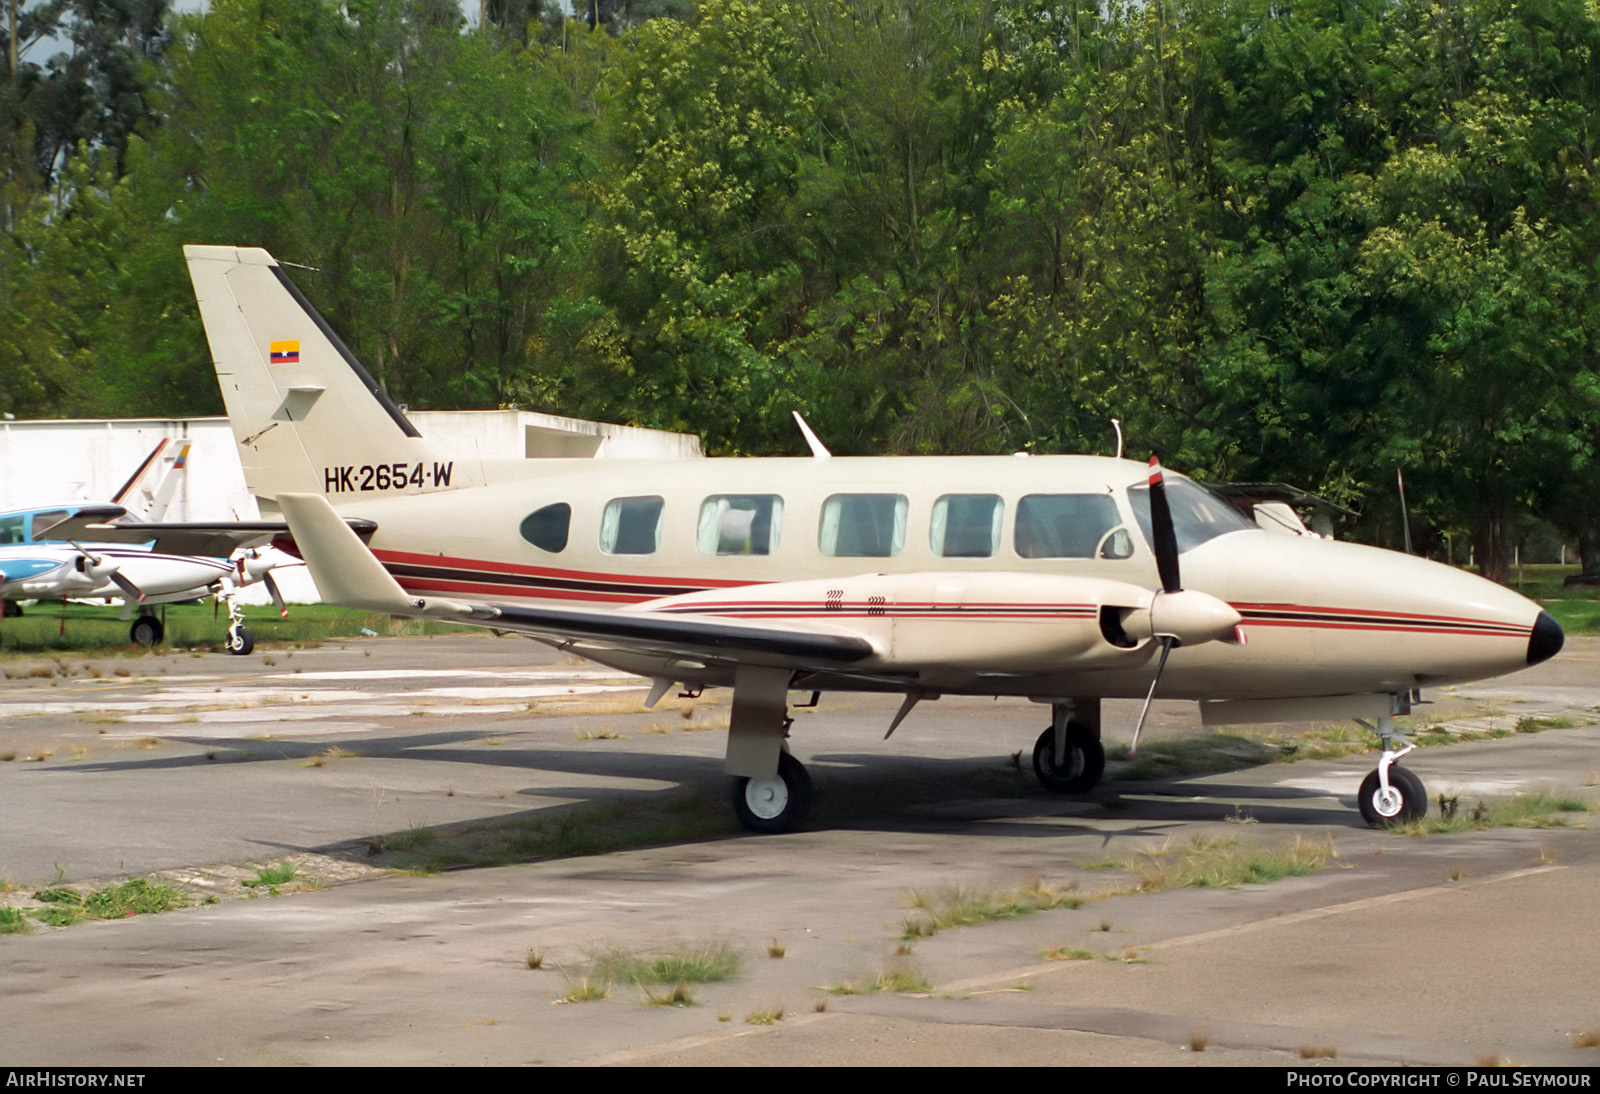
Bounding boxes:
[724,665,811,834]
[221,592,254,655]
[1033,703,1105,793]
[1356,714,1427,827]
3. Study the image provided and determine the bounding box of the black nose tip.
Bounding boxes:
[1527,610,1564,666]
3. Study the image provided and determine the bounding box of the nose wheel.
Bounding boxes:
[731,752,812,834]
[1358,765,1426,827]
[1356,712,1428,827]
[220,591,256,655]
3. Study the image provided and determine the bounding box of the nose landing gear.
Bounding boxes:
[1356,715,1427,827]
[220,591,256,656]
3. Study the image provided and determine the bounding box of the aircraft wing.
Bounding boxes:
[275,493,874,672]
[36,507,379,559]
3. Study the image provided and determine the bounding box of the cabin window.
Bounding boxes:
[519,503,571,553]
[599,496,664,555]
[819,493,908,557]
[0,514,25,545]
[931,494,1002,558]
[698,495,783,556]
[1014,494,1132,559]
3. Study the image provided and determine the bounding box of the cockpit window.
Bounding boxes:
[599,496,664,555]
[1128,475,1256,554]
[1014,494,1131,559]
[519,503,571,553]
[27,510,73,541]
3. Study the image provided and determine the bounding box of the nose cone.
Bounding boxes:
[1181,532,1562,694]
[1527,610,1564,666]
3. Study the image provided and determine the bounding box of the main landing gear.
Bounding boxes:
[1356,714,1427,827]
[1032,703,1106,794]
[731,752,813,834]
[129,612,163,647]
[722,666,815,834]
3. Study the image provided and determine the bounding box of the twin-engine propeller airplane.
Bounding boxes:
[0,444,299,652]
[121,245,1567,832]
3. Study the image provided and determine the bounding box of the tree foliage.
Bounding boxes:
[1,0,1597,572]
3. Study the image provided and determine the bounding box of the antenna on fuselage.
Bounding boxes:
[1396,467,1413,555]
[792,412,832,459]
[1111,418,1124,460]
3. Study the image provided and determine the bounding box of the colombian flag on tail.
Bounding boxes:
[270,340,300,364]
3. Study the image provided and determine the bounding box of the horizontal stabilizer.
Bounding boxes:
[276,493,417,614]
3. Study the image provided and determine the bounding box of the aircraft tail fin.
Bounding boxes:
[111,439,169,509]
[184,246,475,510]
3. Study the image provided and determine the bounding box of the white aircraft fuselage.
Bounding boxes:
[331,454,1551,704]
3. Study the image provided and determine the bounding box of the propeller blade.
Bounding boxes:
[1128,636,1174,757]
[264,572,288,618]
[1147,457,1181,594]
[109,571,146,604]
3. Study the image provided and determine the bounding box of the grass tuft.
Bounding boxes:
[1298,1043,1338,1059]
[560,978,610,1003]
[642,982,697,1007]
[591,941,742,985]
[1396,793,1588,835]
[242,862,298,892]
[0,908,27,934]
[1087,834,1335,892]
[302,746,356,768]
[902,879,1082,939]
[80,879,192,918]
[827,964,933,995]
[744,1007,783,1025]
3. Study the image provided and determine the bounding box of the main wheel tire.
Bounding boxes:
[1358,765,1427,827]
[129,615,163,647]
[1033,722,1106,793]
[731,752,813,834]
[226,626,255,656]
[2,600,21,617]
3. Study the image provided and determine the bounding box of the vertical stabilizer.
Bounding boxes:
[184,245,475,508]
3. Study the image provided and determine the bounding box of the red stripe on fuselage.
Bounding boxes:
[372,548,746,592]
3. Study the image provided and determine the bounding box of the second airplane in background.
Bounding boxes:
[1,442,300,652]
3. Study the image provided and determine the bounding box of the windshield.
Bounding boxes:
[1128,475,1256,555]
